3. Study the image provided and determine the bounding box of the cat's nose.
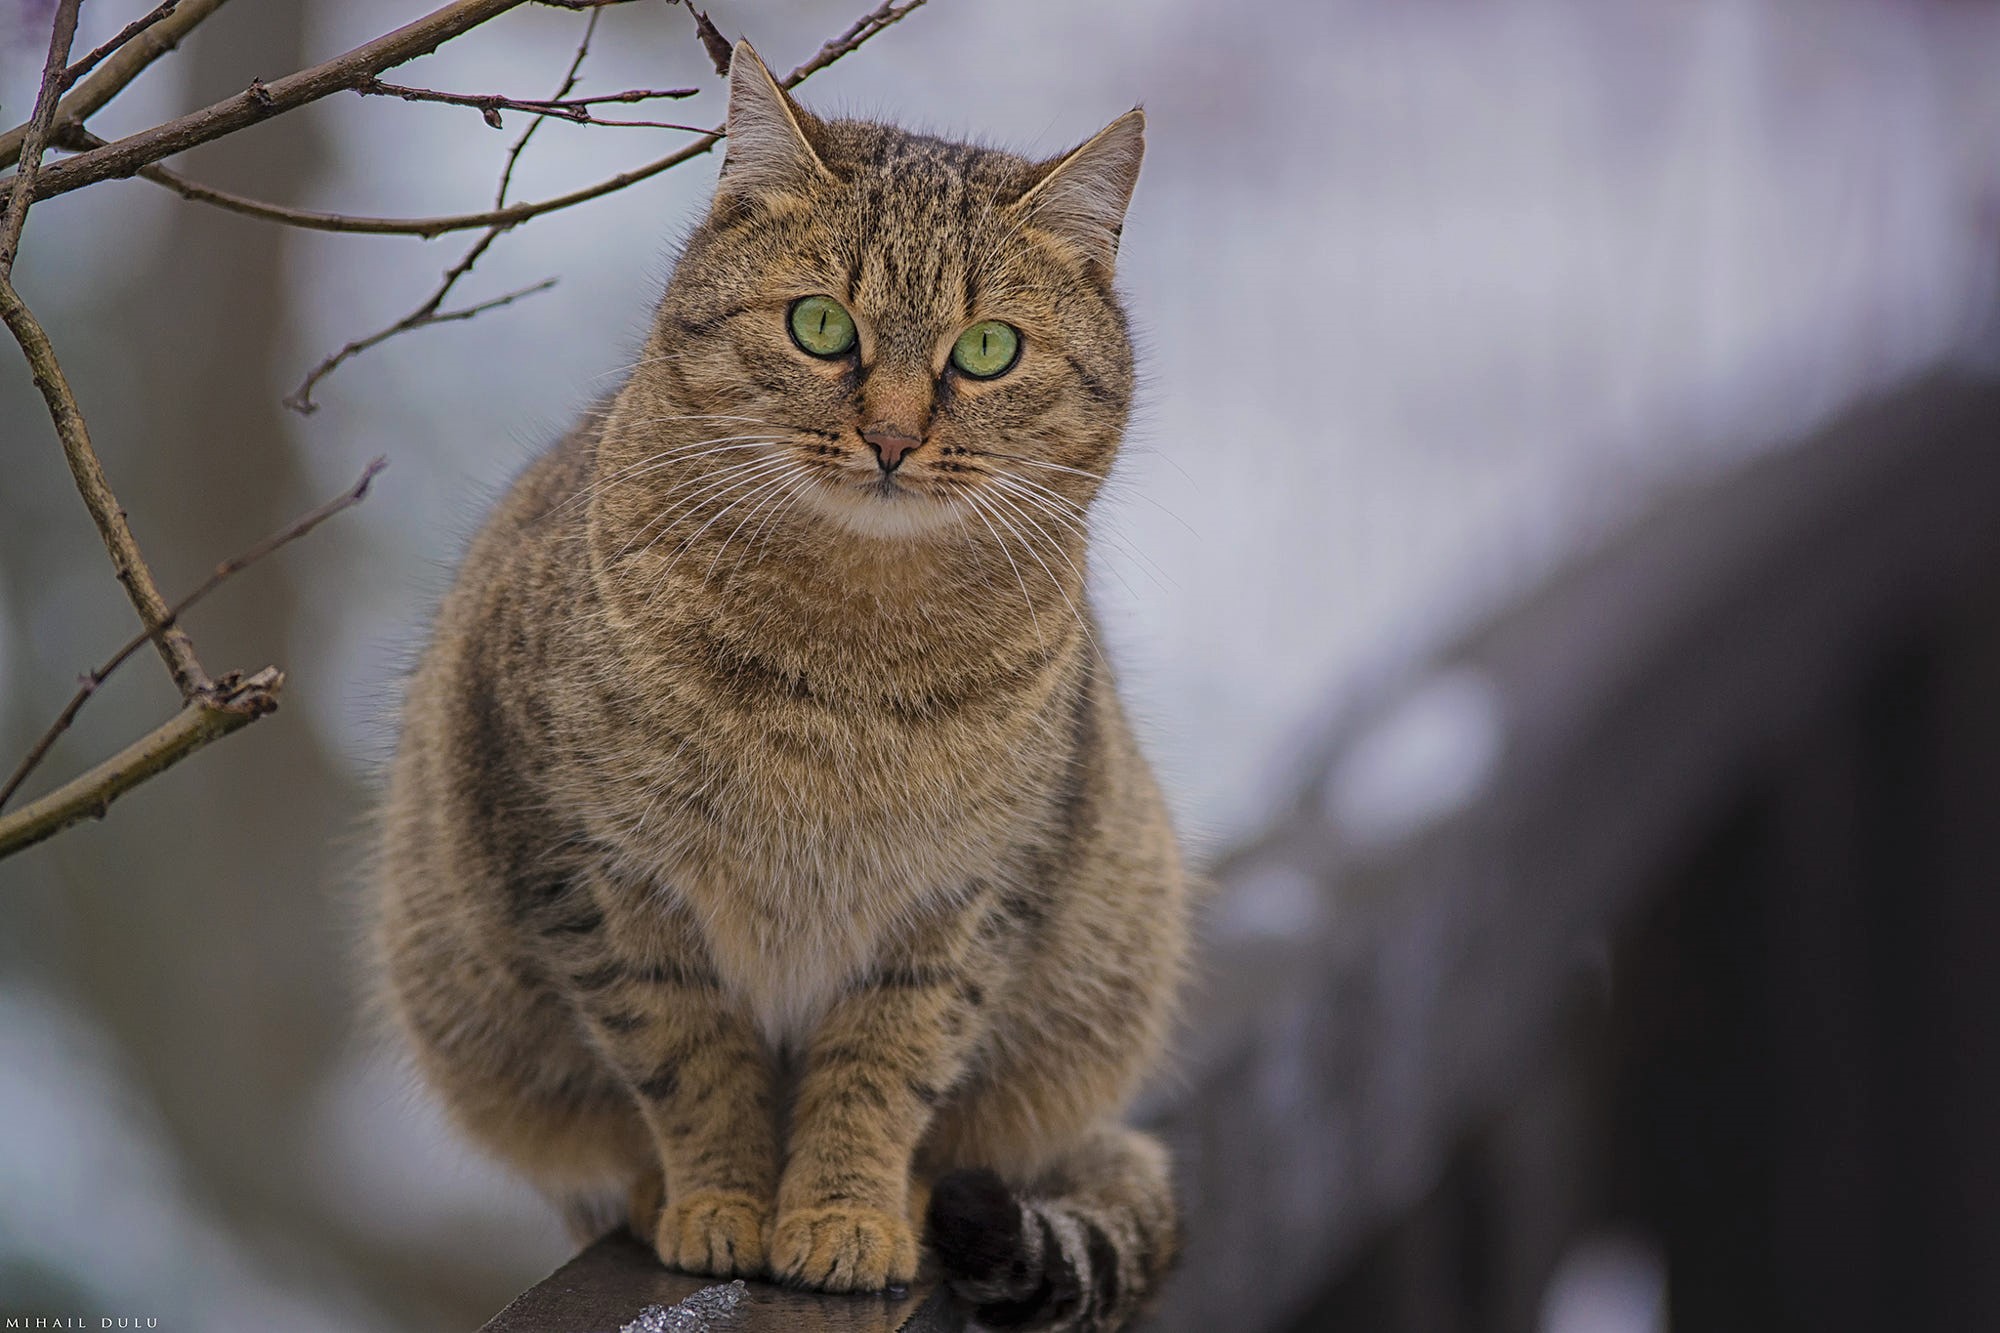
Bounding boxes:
[861,426,922,473]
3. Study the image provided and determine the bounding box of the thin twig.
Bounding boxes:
[287,7,606,411]
[0,273,207,697]
[0,669,284,861]
[0,0,233,172]
[0,459,386,813]
[355,78,697,130]
[779,0,929,87]
[284,274,557,412]
[1,0,83,279]
[118,132,721,237]
[62,1,182,90]
[26,0,537,203]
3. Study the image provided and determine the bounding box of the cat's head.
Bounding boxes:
[624,41,1143,546]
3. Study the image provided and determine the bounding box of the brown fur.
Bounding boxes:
[372,43,1186,1330]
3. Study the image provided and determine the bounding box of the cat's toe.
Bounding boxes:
[655,1189,770,1277]
[770,1204,919,1292]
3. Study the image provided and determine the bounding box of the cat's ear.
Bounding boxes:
[1013,109,1146,272]
[719,40,831,197]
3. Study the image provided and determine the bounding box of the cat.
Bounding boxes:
[372,40,1189,1332]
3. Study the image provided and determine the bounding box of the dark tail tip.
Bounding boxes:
[928,1169,1085,1329]
[927,1167,1026,1285]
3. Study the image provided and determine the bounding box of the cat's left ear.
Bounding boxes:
[1013,109,1146,272]
[719,39,831,197]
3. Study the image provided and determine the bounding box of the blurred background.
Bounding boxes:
[3,1,1999,1330]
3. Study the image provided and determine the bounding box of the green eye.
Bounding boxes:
[951,321,1021,379]
[789,296,857,358]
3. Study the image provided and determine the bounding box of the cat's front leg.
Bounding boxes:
[558,896,781,1278]
[771,903,992,1291]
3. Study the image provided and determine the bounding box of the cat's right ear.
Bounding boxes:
[719,40,831,198]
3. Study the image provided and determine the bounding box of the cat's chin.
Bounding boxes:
[803,477,964,542]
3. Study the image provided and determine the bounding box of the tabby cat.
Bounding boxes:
[374,41,1188,1331]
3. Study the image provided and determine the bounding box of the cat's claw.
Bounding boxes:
[770,1204,919,1293]
[656,1189,770,1277]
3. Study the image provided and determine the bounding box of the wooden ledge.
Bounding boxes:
[479,1230,964,1333]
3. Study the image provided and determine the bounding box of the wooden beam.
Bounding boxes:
[479,1231,962,1333]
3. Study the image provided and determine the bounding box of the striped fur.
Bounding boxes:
[370,43,1187,1331]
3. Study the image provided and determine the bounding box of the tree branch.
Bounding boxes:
[63,0,929,241]
[116,132,723,237]
[0,669,283,861]
[285,271,556,412]
[287,6,599,410]
[779,0,929,87]
[0,458,386,814]
[0,0,233,173]
[26,0,536,202]
[0,273,207,697]
[355,77,699,130]
[62,1,183,90]
[0,0,82,279]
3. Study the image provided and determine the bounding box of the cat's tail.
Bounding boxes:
[926,1124,1179,1333]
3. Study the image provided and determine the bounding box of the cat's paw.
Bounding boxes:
[655,1189,770,1277]
[769,1204,919,1292]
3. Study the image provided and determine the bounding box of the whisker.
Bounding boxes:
[978,485,1097,653]
[557,436,781,515]
[644,460,812,600]
[985,476,1141,602]
[988,472,1175,591]
[960,489,1043,644]
[618,455,798,562]
[705,462,814,583]
[985,449,1200,538]
[732,467,825,575]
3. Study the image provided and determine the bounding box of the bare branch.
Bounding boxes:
[0,279,208,701]
[99,0,928,243]
[355,77,700,130]
[62,1,182,90]
[117,132,720,237]
[26,0,538,203]
[288,7,602,410]
[0,0,233,173]
[0,669,283,861]
[1,0,82,279]
[0,459,387,813]
[285,273,556,413]
[779,0,929,88]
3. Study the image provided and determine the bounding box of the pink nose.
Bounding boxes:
[861,426,921,472]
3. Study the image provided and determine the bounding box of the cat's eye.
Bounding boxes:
[951,321,1021,379]
[789,296,857,358]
